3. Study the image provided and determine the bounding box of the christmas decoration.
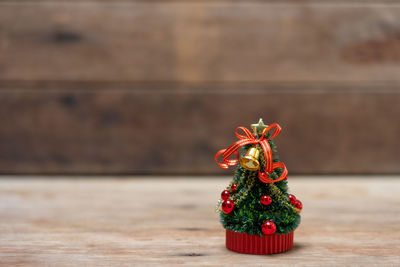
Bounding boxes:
[288,194,296,204]
[259,172,269,181]
[294,200,303,211]
[262,221,276,235]
[230,184,237,192]
[260,195,272,206]
[215,119,301,255]
[222,199,235,214]
[239,147,260,171]
[221,190,230,200]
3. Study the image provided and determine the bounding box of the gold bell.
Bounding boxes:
[239,147,260,171]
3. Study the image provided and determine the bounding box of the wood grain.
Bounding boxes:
[0,82,399,174]
[0,176,399,266]
[1,2,400,82]
[1,2,400,175]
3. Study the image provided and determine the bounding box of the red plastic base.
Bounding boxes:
[226,230,294,255]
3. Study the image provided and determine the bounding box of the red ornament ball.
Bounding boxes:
[288,194,296,204]
[221,190,230,200]
[260,195,272,206]
[294,200,303,211]
[222,199,235,214]
[262,221,276,235]
[230,184,237,192]
[259,172,268,181]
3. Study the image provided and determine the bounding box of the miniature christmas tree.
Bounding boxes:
[215,119,302,254]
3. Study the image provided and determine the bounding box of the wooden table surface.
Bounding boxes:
[0,176,399,266]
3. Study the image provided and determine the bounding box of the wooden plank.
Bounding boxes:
[0,81,399,174]
[1,3,400,82]
[0,176,399,266]
[1,0,398,2]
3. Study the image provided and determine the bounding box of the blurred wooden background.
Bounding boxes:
[0,1,399,175]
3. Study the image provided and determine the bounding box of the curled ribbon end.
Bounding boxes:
[215,149,239,169]
[258,162,288,184]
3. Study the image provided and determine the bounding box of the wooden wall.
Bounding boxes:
[0,1,399,174]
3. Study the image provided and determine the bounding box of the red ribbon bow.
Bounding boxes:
[215,123,288,183]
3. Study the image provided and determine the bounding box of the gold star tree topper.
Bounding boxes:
[251,118,268,136]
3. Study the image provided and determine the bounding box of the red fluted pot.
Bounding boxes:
[226,230,294,255]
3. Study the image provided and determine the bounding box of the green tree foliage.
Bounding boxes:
[220,137,301,236]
